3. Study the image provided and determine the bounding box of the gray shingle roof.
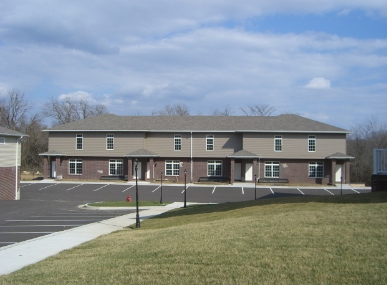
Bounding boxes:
[326,152,355,159]
[38,150,67,156]
[227,150,260,158]
[0,126,27,137]
[45,114,349,133]
[126,149,159,157]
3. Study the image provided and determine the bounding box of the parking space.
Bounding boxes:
[0,182,371,248]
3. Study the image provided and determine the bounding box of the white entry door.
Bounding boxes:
[133,162,142,179]
[335,164,342,183]
[245,163,253,181]
[51,161,56,178]
[235,163,242,180]
[146,162,150,179]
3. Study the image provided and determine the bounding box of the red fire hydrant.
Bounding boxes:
[126,195,131,202]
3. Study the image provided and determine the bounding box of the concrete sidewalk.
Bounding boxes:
[0,202,187,276]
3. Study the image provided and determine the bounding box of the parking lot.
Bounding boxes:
[0,182,371,248]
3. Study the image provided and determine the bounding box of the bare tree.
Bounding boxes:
[43,97,108,126]
[0,89,31,130]
[240,104,276,116]
[152,103,190,116]
[211,105,233,116]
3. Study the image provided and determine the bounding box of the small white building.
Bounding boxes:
[0,126,27,200]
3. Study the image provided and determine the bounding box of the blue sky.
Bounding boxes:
[0,0,386,129]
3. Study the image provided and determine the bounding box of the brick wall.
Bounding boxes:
[0,166,19,200]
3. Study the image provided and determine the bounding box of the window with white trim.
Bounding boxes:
[206,135,214,151]
[308,135,316,152]
[174,134,182,151]
[165,160,180,176]
[0,137,4,144]
[76,134,83,150]
[69,159,82,175]
[309,162,324,178]
[109,159,123,175]
[274,135,282,152]
[265,161,279,178]
[106,134,114,150]
[207,160,222,176]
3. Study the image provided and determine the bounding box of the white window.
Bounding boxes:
[174,135,181,151]
[69,159,82,175]
[265,161,279,178]
[109,159,123,175]
[166,160,180,176]
[76,134,83,150]
[309,162,324,178]
[208,160,222,176]
[206,135,214,151]
[308,135,316,152]
[106,134,114,150]
[274,135,282,152]
[0,137,4,145]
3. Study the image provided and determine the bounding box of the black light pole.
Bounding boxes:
[184,169,187,208]
[160,171,163,204]
[254,174,257,200]
[135,159,140,228]
[341,176,343,196]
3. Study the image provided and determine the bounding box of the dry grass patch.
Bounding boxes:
[1,193,386,284]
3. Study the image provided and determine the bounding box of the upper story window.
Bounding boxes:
[174,134,182,151]
[206,135,214,151]
[106,134,114,150]
[0,137,4,145]
[308,135,316,152]
[76,134,83,150]
[274,135,282,152]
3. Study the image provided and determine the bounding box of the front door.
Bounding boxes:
[335,164,342,183]
[133,162,142,179]
[245,163,253,181]
[51,161,56,178]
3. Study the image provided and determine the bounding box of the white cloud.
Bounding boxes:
[304,77,331,89]
[58,91,96,103]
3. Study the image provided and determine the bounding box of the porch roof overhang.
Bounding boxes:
[39,150,67,157]
[125,149,159,158]
[326,152,355,160]
[227,149,260,159]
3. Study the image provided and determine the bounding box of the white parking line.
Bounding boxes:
[212,187,216,194]
[350,188,361,194]
[297,188,305,195]
[324,189,335,195]
[122,185,134,192]
[152,186,161,192]
[93,184,109,191]
[181,186,189,194]
[269,188,274,194]
[241,187,244,194]
[20,183,32,188]
[66,184,84,191]
[38,184,58,191]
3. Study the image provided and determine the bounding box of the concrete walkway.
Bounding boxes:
[0,202,187,276]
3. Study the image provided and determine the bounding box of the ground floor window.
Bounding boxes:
[309,162,324,178]
[109,159,123,175]
[265,161,279,178]
[69,159,82,175]
[166,160,180,176]
[208,160,222,176]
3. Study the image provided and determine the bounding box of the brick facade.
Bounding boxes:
[0,166,19,200]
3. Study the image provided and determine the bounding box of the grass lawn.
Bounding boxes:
[1,192,386,284]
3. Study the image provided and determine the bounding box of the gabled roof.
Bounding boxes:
[126,149,159,157]
[0,126,27,137]
[227,150,260,158]
[44,114,349,133]
[39,150,67,157]
[326,152,355,159]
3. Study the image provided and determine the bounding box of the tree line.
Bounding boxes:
[1,88,386,184]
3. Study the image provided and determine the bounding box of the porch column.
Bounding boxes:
[43,156,48,179]
[345,161,350,184]
[149,157,154,182]
[230,158,235,184]
[330,160,336,185]
[55,156,61,178]
[253,158,258,181]
[127,159,133,181]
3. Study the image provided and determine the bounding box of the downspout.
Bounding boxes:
[15,136,22,200]
[190,132,193,183]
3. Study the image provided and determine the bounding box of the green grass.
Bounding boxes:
[1,192,387,285]
[87,201,171,207]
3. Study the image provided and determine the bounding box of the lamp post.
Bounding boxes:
[160,171,163,204]
[184,169,187,208]
[341,176,343,196]
[135,159,140,228]
[254,174,257,200]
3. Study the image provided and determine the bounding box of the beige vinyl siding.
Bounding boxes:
[193,133,242,157]
[145,133,191,157]
[0,137,20,167]
[49,132,145,156]
[243,133,346,159]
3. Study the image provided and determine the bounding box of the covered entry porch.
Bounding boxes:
[326,152,354,185]
[227,150,260,184]
[125,149,159,182]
